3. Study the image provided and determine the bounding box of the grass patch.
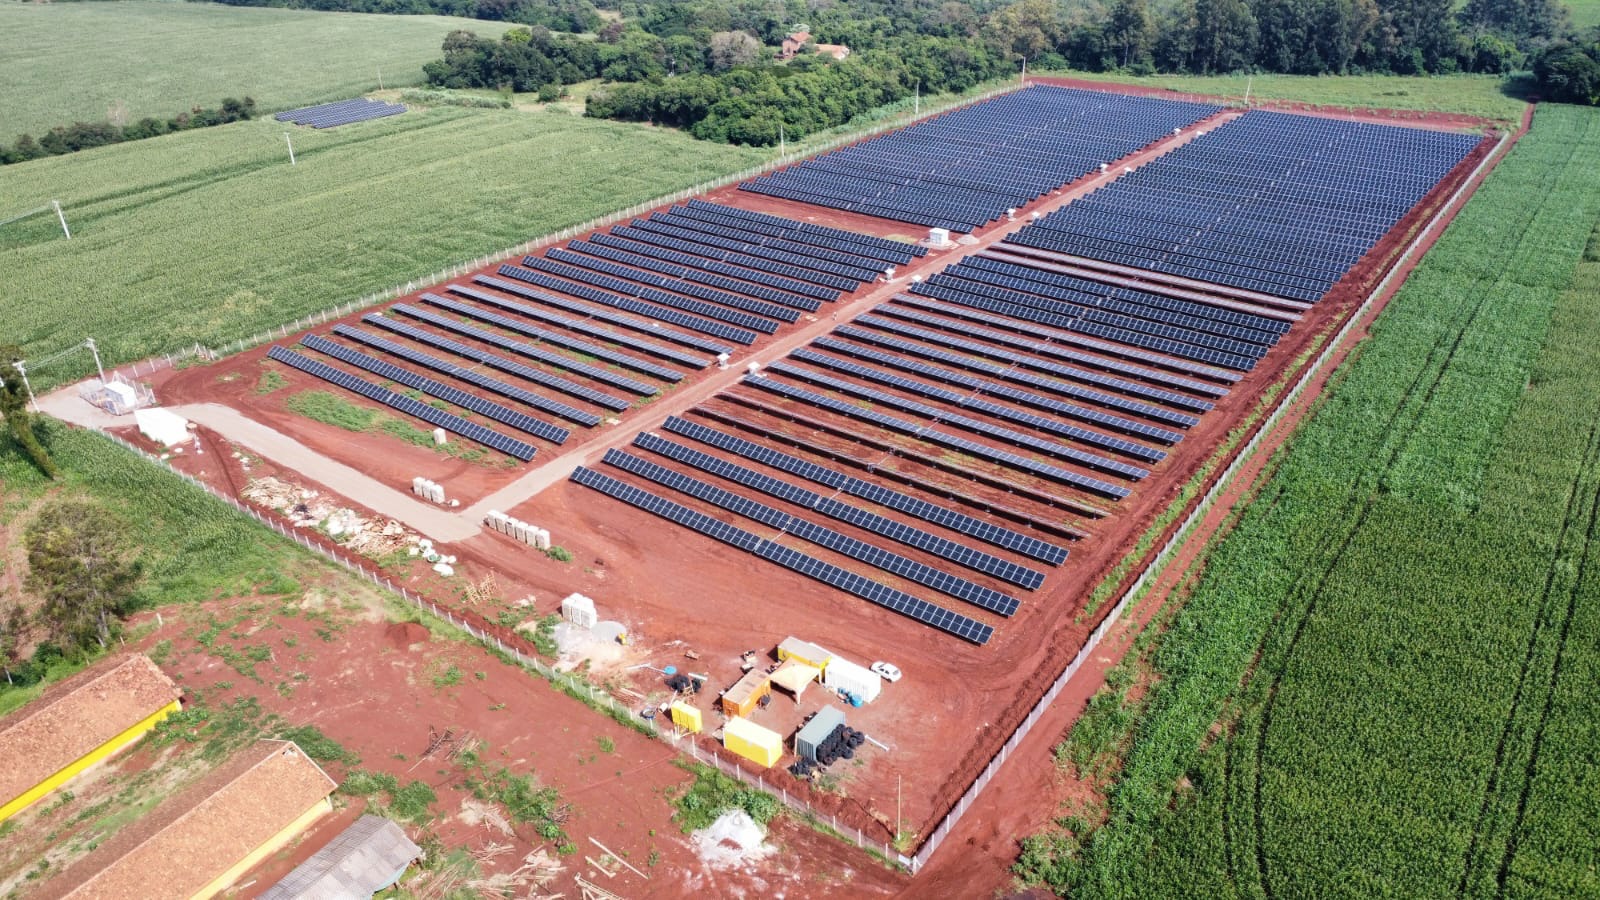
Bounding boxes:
[671,764,781,833]
[1040,68,1526,122]
[4,107,767,391]
[0,1,493,137]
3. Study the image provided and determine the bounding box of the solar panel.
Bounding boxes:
[552,244,802,322]
[300,334,572,444]
[390,303,659,395]
[569,465,993,644]
[834,325,1201,428]
[852,314,1214,413]
[633,432,1045,588]
[266,346,536,460]
[464,277,724,361]
[417,293,685,383]
[742,376,1131,500]
[360,314,629,412]
[505,261,766,343]
[332,325,601,427]
[814,335,1185,444]
[602,448,1020,615]
[767,360,1150,480]
[660,415,1068,565]
[797,343,1176,457]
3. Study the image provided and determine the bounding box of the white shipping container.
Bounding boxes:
[822,657,882,704]
[534,528,551,550]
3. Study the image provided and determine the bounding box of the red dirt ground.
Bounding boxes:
[117,594,908,899]
[110,89,1512,897]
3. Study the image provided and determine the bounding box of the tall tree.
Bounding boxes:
[1461,0,1568,42]
[25,500,142,653]
[708,30,762,71]
[0,347,58,480]
[1192,0,1258,72]
[1106,0,1154,68]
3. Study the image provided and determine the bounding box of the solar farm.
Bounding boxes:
[147,83,1493,860]
[274,97,406,128]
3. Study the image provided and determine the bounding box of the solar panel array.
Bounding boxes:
[1004,109,1481,302]
[274,98,405,128]
[570,466,994,644]
[739,85,1221,232]
[906,254,1294,373]
[266,346,537,460]
[300,334,572,444]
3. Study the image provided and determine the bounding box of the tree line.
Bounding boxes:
[198,0,601,32]
[0,97,257,166]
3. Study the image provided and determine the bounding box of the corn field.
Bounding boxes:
[1024,104,1600,898]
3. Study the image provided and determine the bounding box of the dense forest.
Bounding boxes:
[412,0,1592,144]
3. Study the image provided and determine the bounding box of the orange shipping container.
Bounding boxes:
[720,670,771,718]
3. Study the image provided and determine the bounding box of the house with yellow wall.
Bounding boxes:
[34,739,338,900]
[0,653,182,824]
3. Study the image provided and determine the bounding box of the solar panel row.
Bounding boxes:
[602,448,1021,616]
[300,334,572,444]
[633,431,1045,589]
[659,416,1069,564]
[743,375,1132,500]
[331,324,601,427]
[274,97,404,128]
[740,85,1222,231]
[459,278,720,362]
[267,346,537,460]
[569,466,993,644]
[1004,109,1481,302]
[360,314,630,412]
[392,302,660,395]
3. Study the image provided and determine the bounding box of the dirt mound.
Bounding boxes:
[384,621,430,650]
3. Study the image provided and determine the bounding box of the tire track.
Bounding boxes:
[1235,132,1577,897]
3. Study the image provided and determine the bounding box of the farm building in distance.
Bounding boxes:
[779,30,850,60]
[34,740,338,900]
[260,814,421,899]
[0,653,181,823]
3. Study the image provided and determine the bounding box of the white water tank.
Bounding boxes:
[432,428,448,445]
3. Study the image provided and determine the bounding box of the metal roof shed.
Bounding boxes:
[793,707,846,763]
[260,814,421,900]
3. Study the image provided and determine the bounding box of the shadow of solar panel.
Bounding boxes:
[569,465,993,644]
[660,416,1068,565]
[300,334,572,444]
[390,303,659,395]
[634,431,1046,588]
[602,449,1020,615]
[360,314,629,411]
[742,375,1131,500]
[850,315,1213,414]
[266,346,536,460]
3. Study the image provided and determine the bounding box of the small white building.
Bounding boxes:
[821,656,881,704]
[561,593,597,629]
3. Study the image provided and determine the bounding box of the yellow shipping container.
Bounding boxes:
[723,717,783,768]
[670,701,703,734]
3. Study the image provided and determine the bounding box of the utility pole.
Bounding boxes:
[914,80,920,117]
[51,200,70,240]
[13,360,38,412]
[1244,74,1253,107]
[377,65,384,90]
[896,772,902,843]
[283,131,296,166]
[779,122,786,159]
[84,337,106,386]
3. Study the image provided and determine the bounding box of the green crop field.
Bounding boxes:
[1016,104,1600,898]
[1568,0,1600,27]
[0,1,502,138]
[0,107,766,390]
[1046,69,1527,123]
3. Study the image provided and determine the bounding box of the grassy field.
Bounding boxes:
[0,107,766,390]
[1016,104,1600,898]
[0,1,504,138]
[1568,0,1600,28]
[1043,69,1528,123]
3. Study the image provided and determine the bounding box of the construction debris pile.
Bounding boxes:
[241,476,420,561]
